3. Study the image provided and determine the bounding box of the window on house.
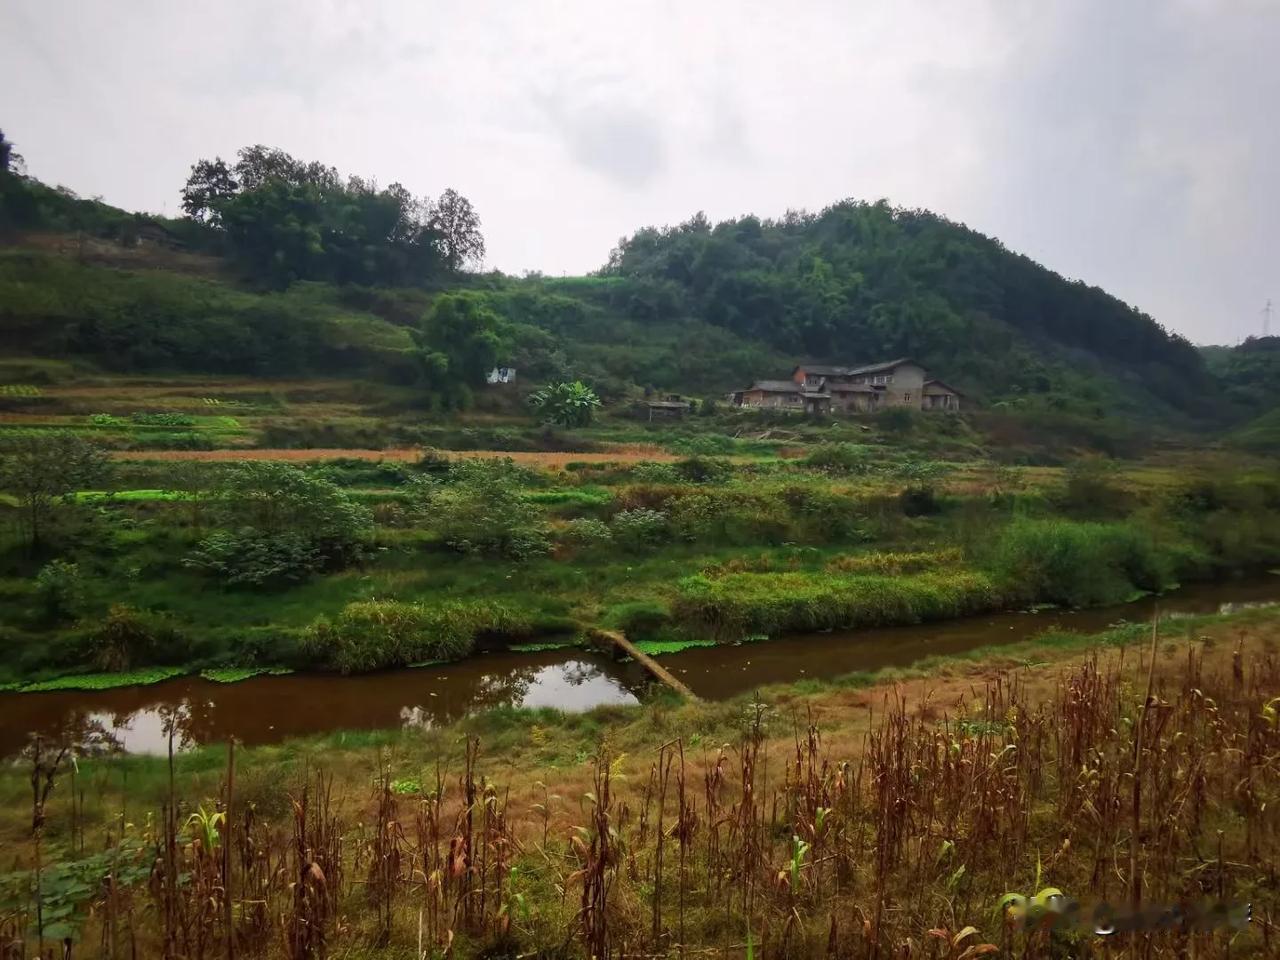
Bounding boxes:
[902,392,912,402]
[871,374,893,385]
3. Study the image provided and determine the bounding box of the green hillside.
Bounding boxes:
[603,203,1219,419]
[0,139,1241,423]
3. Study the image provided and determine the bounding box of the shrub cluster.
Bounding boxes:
[83,604,191,672]
[429,461,551,560]
[988,518,1174,608]
[560,517,613,546]
[302,599,532,673]
[610,508,671,549]
[184,462,373,587]
[673,569,997,641]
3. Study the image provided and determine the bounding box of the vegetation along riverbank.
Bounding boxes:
[3,427,1280,687]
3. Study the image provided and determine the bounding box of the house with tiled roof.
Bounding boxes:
[732,359,962,413]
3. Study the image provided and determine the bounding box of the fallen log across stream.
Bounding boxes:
[586,629,700,701]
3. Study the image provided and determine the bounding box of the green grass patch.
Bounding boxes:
[523,487,613,506]
[199,666,295,683]
[632,638,717,655]
[16,667,186,692]
[508,641,579,653]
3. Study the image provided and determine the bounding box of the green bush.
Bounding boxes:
[778,486,869,542]
[82,604,191,671]
[35,559,83,622]
[560,517,613,546]
[630,461,682,484]
[303,599,532,673]
[668,491,792,546]
[180,462,373,586]
[430,460,550,560]
[183,530,323,587]
[611,508,670,549]
[673,456,733,483]
[988,518,1175,608]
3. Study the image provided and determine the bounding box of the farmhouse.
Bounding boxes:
[735,358,961,413]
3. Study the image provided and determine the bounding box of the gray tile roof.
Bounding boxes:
[795,358,917,377]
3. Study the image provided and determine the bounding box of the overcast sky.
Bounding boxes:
[3,0,1276,344]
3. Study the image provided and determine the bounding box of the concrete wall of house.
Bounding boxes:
[743,390,801,409]
[832,393,874,413]
[884,363,926,407]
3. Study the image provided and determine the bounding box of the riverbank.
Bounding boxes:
[1,604,1277,957]
[3,573,1277,755]
[4,440,1280,690]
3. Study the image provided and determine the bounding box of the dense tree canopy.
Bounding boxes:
[1201,336,1280,413]
[413,292,507,406]
[602,200,1216,415]
[179,145,484,287]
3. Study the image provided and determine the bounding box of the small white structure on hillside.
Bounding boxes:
[486,366,517,384]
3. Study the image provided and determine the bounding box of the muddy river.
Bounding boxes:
[2,576,1275,756]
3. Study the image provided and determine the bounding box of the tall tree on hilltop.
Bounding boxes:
[180,157,238,224]
[428,188,485,271]
[0,129,24,175]
[177,145,467,286]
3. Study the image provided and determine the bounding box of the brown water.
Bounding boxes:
[2,576,1275,757]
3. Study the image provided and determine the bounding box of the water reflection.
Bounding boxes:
[1,577,1274,757]
[0,654,641,757]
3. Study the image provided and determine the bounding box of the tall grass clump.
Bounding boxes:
[302,599,533,673]
[673,569,997,640]
[988,517,1175,608]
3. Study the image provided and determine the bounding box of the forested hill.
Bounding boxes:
[0,131,1229,422]
[601,202,1217,418]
